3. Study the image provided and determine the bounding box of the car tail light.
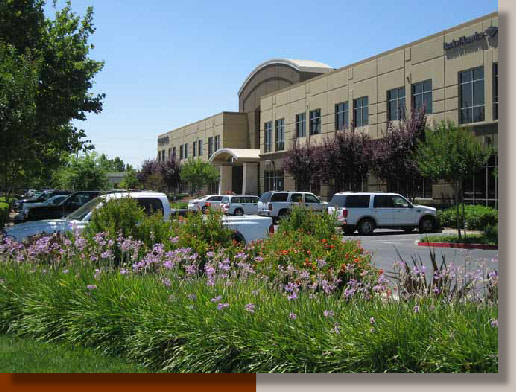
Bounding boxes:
[206,202,211,207]
[268,203,272,211]
[342,209,348,218]
[269,224,275,234]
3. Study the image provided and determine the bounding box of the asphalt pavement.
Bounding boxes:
[344,229,498,274]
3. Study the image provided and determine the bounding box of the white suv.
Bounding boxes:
[327,192,438,235]
[258,191,325,222]
[220,195,260,216]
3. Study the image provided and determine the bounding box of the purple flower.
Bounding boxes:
[87,285,97,290]
[414,306,420,314]
[162,278,171,287]
[217,303,229,310]
[323,310,334,318]
[62,269,69,274]
[245,303,255,313]
[187,294,196,300]
[120,269,129,275]
[211,296,222,303]
[289,313,297,320]
[490,319,498,328]
[370,317,375,325]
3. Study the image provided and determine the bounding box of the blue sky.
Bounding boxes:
[46,0,497,168]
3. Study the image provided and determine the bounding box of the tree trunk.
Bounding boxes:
[454,181,462,240]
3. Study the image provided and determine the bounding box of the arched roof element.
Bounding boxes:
[238,58,333,97]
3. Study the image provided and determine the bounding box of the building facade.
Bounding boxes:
[158,12,498,206]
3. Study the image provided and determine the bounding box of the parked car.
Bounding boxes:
[13,190,70,211]
[258,191,326,222]
[25,191,101,221]
[187,195,225,213]
[220,195,260,216]
[327,192,438,235]
[4,192,273,245]
[14,194,69,223]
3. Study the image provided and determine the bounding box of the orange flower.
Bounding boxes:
[354,257,360,263]
[330,244,335,249]
[281,250,289,256]
[379,268,384,274]
[322,239,327,243]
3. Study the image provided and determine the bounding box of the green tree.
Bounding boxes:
[180,159,219,194]
[0,0,104,197]
[119,167,139,189]
[55,152,110,191]
[416,121,492,238]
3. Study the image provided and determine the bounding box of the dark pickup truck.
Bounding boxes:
[26,191,101,221]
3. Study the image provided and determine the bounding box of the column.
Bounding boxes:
[242,162,258,195]
[218,166,232,194]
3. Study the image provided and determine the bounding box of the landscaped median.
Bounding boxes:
[0,203,498,373]
[418,230,498,250]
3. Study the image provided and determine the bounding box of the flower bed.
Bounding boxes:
[0,205,498,373]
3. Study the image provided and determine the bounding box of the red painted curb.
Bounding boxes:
[418,241,498,250]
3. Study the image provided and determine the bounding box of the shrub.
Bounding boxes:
[484,224,498,244]
[438,205,497,230]
[84,197,145,239]
[278,206,337,241]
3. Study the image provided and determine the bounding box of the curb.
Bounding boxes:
[417,241,498,250]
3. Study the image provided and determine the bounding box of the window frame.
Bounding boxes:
[335,102,349,131]
[412,79,433,114]
[387,87,406,121]
[353,96,369,127]
[459,66,485,124]
[493,63,498,121]
[309,109,321,135]
[275,118,285,151]
[264,121,273,153]
[296,112,306,137]
[208,137,214,158]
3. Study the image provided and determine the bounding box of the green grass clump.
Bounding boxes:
[0,263,498,373]
[423,233,497,246]
[0,334,150,373]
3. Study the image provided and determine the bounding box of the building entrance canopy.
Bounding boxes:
[209,149,260,195]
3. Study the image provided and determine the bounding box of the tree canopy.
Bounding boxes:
[0,0,105,194]
[180,159,219,194]
[54,152,111,191]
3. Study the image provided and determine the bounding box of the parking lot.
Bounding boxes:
[344,229,498,274]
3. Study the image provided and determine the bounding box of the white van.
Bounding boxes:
[220,195,260,216]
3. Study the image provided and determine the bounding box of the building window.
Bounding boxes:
[463,154,498,208]
[179,144,184,160]
[192,141,197,157]
[493,63,498,121]
[214,135,220,152]
[459,66,485,124]
[412,80,432,114]
[208,137,213,158]
[198,140,202,156]
[353,96,369,127]
[335,102,348,131]
[264,170,284,192]
[172,147,176,158]
[296,113,306,138]
[184,143,188,159]
[275,118,285,151]
[309,109,321,135]
[387,87,406,121]
[264,121,272,153]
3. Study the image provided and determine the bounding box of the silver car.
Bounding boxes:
[220,195,259,216]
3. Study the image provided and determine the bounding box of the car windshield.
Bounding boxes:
[66,197,103,221]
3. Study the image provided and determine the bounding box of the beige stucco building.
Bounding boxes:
[158,12,498,206]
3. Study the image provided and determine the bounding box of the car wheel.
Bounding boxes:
[357,218,375,235]
[419,216,436,233]
[234,208,244,216]
[231,231,246,245]
[201,206,208,214]
[343,228,355,235]
[278,209,290,220]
